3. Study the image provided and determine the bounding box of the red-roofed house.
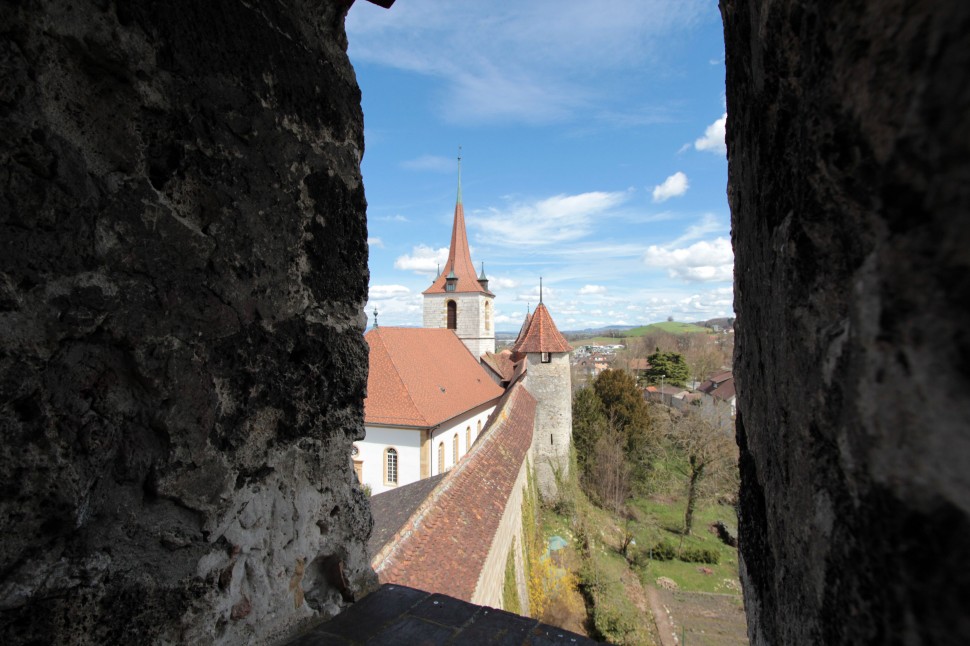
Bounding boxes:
[359,327,503,494]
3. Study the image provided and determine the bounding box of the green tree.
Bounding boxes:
[645,349,690,387]
[572,386,606,491]
[592,369,656,489]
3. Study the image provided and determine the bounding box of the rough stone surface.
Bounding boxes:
[722,1,970,644]
[0,1,375,643]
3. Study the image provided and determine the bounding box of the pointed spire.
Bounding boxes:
[422,147,491,296]
[539,277,543,304]
[512,302,572,354]
[456,145,462,205]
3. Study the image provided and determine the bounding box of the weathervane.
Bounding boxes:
[373,306,379,328]
[539,277,543,304]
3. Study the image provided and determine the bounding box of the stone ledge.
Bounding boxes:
[287,584,603,645]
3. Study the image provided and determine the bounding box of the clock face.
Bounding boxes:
[351,445,359,457]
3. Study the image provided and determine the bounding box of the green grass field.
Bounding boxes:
[625,321,712,336]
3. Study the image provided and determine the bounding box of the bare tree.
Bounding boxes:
[591,415,631,515]
[667,407,737,535]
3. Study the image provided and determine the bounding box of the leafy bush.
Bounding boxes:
[680,546,721,564]
[593,606,636,644]
[649,540,678,561]
[647,540,720,564]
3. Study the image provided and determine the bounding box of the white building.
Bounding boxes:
[358,327,502,495]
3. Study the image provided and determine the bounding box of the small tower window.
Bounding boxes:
[541,352,551,363]
[447,300,457,330]
[438,441,445,473]
[484,301,492,332]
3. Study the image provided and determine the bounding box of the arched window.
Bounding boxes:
[352,444,363,484]
[477,420,482,436]
[465,426,471,453]
[453,433,459,464]
[438,442,445,474]
[484,301,492,331]
[447,300,457,330]
[384,447,398,486]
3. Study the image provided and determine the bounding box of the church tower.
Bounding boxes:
[511,286,573,501]
[423,155,495,358]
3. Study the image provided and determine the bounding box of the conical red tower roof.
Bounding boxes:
[423,160,492,296]
[512,303,572,354]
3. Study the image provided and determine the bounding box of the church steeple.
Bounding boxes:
[422,150,496,358]
[423,151,492,296]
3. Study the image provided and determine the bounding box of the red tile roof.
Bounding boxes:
[698,371,735,401]
[512,303,572,354]
[364,327,503,427]
[480,350,515,382]
[372,383,536,600]
[513,311,532,347]
[422,195,492,296]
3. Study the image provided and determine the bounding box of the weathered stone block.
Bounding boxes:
[0,1,375,642]
[722,1,970,643]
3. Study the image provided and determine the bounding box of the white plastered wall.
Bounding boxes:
[429,405,496,477]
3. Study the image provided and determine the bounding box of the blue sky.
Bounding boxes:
[347,0,732,332]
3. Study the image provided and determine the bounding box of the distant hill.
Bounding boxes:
[623,321,711,335]
[693,317,735,330]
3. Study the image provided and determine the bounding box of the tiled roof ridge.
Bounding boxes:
[371,389,517,567]
[371,327,428,426]
[372,383,536,599]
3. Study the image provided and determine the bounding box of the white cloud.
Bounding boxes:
[394,245,450,275]
[643,237,734,282]
[668,213,728,247]
[367,237,384,248]
[579,285,607,295]
[695,113,727,155]
[490,277,520,289]
[515,285,557,303]
[469,191,628,246]
[652,171,689,203]
[369,284,411,300]
[346,0,708,125]
[400,154,455,173]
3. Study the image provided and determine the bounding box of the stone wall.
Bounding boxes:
[423,292,495,358]
[524,353,572,501]
[0,1,375,643]
[722,1,970,644]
